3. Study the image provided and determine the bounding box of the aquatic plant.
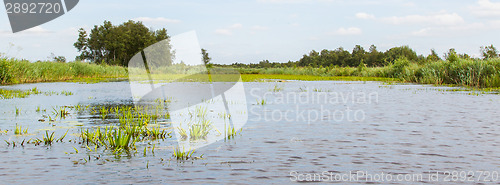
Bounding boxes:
[53,107,70,119]
[256,99,266,105]
[60,91,74,96]
[189,123,211,140]
[37,131,55,145]
[173,147,195,160]
[14,124,28,135]
[271,84,283,92]
[226,124,238,140]
[0,87,43,99]
[177,127,188,140]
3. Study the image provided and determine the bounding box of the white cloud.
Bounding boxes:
[470,0,500,18]
[355,12,375,20]
[381,12,464,26]
[251,25,269,31]
[215,29,233,36]
[332,27,362,35]
[229,23,243,29]
[132,17,181,25]
[215,23,243,36]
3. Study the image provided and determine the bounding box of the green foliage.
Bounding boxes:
[0,58,127,85]
[481,45,499,59]
[74,20,172,66]
[0,58,13,84]
[445,48,459,62]
[201,48,212,67]
[173,147,195,160]
[14,124,28,135]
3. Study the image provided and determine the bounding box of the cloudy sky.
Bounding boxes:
[1,0,500,64]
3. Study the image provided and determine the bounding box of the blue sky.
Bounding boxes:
[1,0,500,64]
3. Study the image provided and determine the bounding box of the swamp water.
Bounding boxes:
[0,81,499,184]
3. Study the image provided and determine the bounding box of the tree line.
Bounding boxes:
[74,21,499,68]
[218,45,499,68]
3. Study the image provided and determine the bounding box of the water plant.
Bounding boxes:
[173,147,195,160]
[256,99,266,105]
[226,124,239,140]
[189,123,211,140]
[177,127,188,140]
[14,124,28,135]
[36,131,55,146]
[60,91,74,96]
[271,84,283,92]
[52,106,70,119]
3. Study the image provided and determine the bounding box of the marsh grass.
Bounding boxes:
[236,58,500,89]
[226,124,240,140]
[256,99,266,105]
[0,57,127,85]
[173,147,195,160]
[271,84,283,92]
[14,124,28,135]
[0,87,43,99]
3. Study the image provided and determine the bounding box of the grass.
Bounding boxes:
[256,99,266,105]
[173,147,195,160]
[271,84,283,92]
[240,74,397,82]
[0,57,127,85]
[226,124,239,140]
[235,58,500,89]
[53,107,70,119]
[14,124,28,135]
[0,87,43,99]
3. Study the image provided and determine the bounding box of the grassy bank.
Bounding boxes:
[0,58,127,85]
[236,58,500,88]
[3,57,500,89]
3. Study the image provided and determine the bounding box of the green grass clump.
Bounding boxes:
[226,124,239,140]
[14,124,28,135]
[0,87,43,99]
[173,147,195,160]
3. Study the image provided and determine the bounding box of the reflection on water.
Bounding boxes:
[0,81,499,184]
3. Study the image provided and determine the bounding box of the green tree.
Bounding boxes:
[201,48,212,69]
[445,48,459,62]
[74,20,171,66]
[480,45,499,59]
[383,46,418,64]
[427,49,441,61]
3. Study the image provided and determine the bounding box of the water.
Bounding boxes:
[1,81,499,184]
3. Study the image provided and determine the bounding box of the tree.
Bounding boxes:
[427,49,441,61]
[445,48,459,62]
[480,45,499,59]
[201,48,212,66]
[74,20,172,66]
[383,46,418,64]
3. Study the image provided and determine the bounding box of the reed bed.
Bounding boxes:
[0,58,127,85]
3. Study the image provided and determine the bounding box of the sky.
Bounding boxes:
[1,0,500,64]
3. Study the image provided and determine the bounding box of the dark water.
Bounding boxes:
[0,81,499,184]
